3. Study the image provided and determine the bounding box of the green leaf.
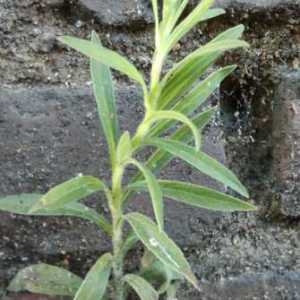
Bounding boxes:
[91,31,119,165]
[129,159,164,231]
[171,65,236,113]
[153,65,235,140]
[125,212,199,289]
[74,253,112,300]
[129,180,257,212]
[201,8,226,22]
[158,53,218,109]
[146,108,217,173]
[123,274,158,300]
[159,25,246,109]
[0,193,112,235]
[153,107,216,141]
[162,0,180,22]
[151,0,159,27]
[8,264,82,296]
[30,175,106,212]
[151,0,161,47]
[178,40,248,72]
[159,39,248,109]
[162,7,225,44]
[144,138,249,197]
[0,193,42,214]
[58,35,147,90]
[213,24,245,42]
[117,131,132,163]
[166,0,215,51]
[161,0,188,36]
[145,110,201,149]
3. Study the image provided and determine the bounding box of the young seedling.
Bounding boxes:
[1,0,256,299]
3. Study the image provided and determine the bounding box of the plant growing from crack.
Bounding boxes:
[0,0,256,299]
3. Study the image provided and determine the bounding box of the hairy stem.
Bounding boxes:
[111,164,125,300]
[112,212,124,300]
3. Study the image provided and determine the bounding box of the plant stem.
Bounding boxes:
[111,163,125,300]
[112,212,124,300]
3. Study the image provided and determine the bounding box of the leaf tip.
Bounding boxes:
[91,30,101,44]
[187,271,200,291]
[237,24,245,31]
[242,41,250,48]
[246,201,258,211]
[242,187,250,198]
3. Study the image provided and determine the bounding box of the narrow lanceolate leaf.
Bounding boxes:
[163,39,248,102]
[74,253,112,300]
[123,274,158,300]
[154,65,235,139]
[126,213,199,290]
[0,194,112,235]
[187,40,249,60]
[201,8,226,22]
[166,0,215,51]
[91,31,119,164]
[151,0,159,28]
[162,0,188,35]
[146,108,217,174]
[58,36,146,89]
[8,264,82,296]
[129,160,164,231]
[158,53,219,109]
[162,0,180,23]
[145,110,201,149]
[129,180,257,212]
[151,107,216,142]
[30,175,106,212]
[171,65,236,114]
[117,131,132,163]
[144,138,249,198]
[213,24,245,42]
[159,25,246,108]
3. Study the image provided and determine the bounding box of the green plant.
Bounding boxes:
[0,0,256,299]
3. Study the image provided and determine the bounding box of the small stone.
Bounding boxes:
[75,20,83,28]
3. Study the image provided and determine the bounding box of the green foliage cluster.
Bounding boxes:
[0,0,256,299]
